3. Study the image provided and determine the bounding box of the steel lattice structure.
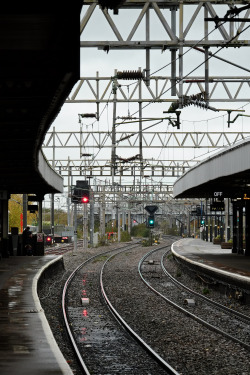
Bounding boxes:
[43,1,250,206]
[77,0,250,105]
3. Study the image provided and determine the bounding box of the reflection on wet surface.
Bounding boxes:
[0,256,67,374]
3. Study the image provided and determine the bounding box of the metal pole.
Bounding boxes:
[225,198,229,241]
[179,2,184,107]
[67,157,71,227]
[100,186,105,238]
[51,127,55,238]
[171,7,177,96]
[38,200,43,233]
[111,70,117,186]
[118,210,121,242]
[90,189,94,247]
[83,203,88,249]
[128,210,131,235]
[74,203,77,253]
[139,68,143,188]
[145,7,150,86]
[51,194,55,238]
[23,194,27,229]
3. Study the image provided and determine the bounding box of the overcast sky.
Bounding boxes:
[43,3,250,203]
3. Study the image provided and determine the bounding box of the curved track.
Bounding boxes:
[139,244,250,351]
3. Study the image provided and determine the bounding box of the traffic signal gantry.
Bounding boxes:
[72,180,90,204]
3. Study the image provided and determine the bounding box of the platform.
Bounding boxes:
[172,238,250,291]
[0,255,73,375]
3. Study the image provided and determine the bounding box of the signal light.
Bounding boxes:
[46,236,52,245]
[72,180,90,204]
[81,196,89,204]
[148,215,155,228]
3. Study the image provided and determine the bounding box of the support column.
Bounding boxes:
[225,198,230,241]
[171,7,177,96]
[67,157,72,227]
[232,201,237,253]
[23,194,27,229]
[245,201,250,256]
[214,224,217,239]
[178,2,184,106]
[111,70,117,186]
[118,210,121,242]
[1,196,9,257]
[38,200,43,233]
[145,8,150,86]
[128,210,131,235]
[51,193,54,239]
[83,203,88,249]
[74,203,77,253]
[36,199,44,256]
[238,204,244,254]
[89,189,94,247]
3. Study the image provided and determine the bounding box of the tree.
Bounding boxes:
[8,194,22,231]
[8,194,37,233]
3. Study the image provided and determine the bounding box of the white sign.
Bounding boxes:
[214,192,223,197]
[37,233,43,243]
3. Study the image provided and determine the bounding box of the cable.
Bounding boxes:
[80,12,250,169]
[130,23,250,119]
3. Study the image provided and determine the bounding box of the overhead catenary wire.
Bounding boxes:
[83,14,250,167]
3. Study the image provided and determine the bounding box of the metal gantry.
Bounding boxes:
[67,74,250,104]
[78,1,250,105]
[44,129,250,150]
[45,0,250,233]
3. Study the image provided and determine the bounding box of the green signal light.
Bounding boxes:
[148,216,155,228]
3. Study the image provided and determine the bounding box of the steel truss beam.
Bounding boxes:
[79,1,250,104]
[43,130,250,149]
[45,158,200,178]
[67,75,250,104]
[81,1,250,48]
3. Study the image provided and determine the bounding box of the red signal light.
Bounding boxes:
[81,196,89,203]
[46,236,52,243]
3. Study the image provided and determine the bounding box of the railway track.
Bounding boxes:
[62,241,179,374]
[39,236,250,374]
[139,245,250,351]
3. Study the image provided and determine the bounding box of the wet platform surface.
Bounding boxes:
[172,238,250,287]
[0,255,72,375]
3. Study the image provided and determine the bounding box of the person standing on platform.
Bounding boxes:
[22,226,33,255]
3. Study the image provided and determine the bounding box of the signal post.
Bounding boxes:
[145,205,158,246]
[71,180,90,251]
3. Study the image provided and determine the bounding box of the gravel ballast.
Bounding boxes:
[38,239,250,375]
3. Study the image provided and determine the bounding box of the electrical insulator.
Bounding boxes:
[116,70,144,80]
[80,113,96,118]
[98,0,126,14]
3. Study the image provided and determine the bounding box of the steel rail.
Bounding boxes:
[138,245,250,352]
[100,242,180,375]
[161,247,250,324]
[61,242,139,375]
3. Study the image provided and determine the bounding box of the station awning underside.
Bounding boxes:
[0,2,82,196]
[173,139,250,199]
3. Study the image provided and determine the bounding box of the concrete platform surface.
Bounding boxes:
[0,255,73,375]
[172,238,250,288]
